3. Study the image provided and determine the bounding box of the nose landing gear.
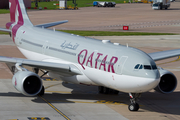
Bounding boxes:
[128,93,141,111]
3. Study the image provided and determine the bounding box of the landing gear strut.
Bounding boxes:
[128,93,141,111]
[32,68,39,74]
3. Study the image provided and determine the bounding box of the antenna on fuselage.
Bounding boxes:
[126,43,128,48]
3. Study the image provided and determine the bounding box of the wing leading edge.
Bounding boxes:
[149,49,180,61]
[0,56,82,76]
[0,28,11,33]
[35,20,68,28]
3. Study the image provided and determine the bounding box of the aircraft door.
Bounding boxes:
[42,41,49,54]
[116,56,128,75]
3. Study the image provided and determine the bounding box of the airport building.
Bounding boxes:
[0,0,31,9]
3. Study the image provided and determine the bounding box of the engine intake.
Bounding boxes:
[154,67,177,94]
[12,71,42,96]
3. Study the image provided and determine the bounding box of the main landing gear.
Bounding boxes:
[128,93,141,111]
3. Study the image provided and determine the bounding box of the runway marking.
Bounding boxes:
[47,99,125,105]
[39,95,71,120]
[42,78,58,81]
[27,117,50,120]
[45,83,62,89]
[46,91,71,94]
[78,19,180,30]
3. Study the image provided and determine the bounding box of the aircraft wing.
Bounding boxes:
[35,20,68,28]
[0,56,82,76]
[0,28,11,33]
[148,49,180,61]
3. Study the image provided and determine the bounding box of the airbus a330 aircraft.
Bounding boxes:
[0,0,179,111]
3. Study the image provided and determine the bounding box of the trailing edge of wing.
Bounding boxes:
[35,20,68,28]
[149,49,180,61]
[0,56,82,76]
[0,28,11,33]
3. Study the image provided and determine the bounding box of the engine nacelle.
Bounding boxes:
[12,71,42,96]
[154,67,177,94]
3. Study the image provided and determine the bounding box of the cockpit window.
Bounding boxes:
[144,65,151,70]
[152,65,157,70]
[139,65,143,69]
[134,64,157,70]
[134,64,140,69]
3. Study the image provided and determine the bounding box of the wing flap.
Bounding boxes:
[0,56,82,76]
[35,20,68,28]
[0,28,11,33]
[149,49,180,61]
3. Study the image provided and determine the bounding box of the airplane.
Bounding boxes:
[0,0,179,111]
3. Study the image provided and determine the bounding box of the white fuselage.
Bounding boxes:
[14,25,160,93]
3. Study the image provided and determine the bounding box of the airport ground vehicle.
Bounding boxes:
[152,0,170,9]
[93,1,116,7]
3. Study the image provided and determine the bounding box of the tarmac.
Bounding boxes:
[0,2,180,120]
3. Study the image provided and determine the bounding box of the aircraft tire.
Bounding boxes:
[128,103,139,111]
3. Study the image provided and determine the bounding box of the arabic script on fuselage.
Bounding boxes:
[61,40,79,50]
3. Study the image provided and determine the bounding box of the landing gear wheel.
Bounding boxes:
[38,86,45,96]
[128,103,139,111]
[128,93,141,111]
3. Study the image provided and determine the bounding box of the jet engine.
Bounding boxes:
[154,67,177,94]
[12,71,42,96]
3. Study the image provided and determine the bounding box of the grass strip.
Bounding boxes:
[0,9,10,14]
[0,31,9,35]
[58,30,177,36]
[0,30,177,36]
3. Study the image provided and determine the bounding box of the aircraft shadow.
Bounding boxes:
[1,90,179,116]
[32,82,180,116]
[0,82,179,116]
[0,92,30,97]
